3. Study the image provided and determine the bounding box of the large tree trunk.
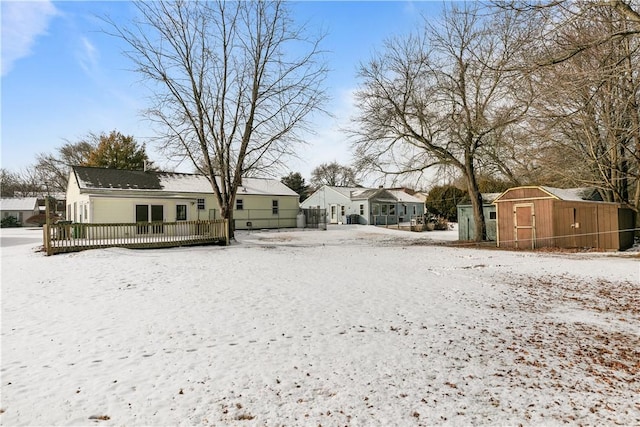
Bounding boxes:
[109,1,327,247]
[219,201,235,241]
[464,157,487,242]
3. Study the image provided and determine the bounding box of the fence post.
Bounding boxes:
[43,224,52,256]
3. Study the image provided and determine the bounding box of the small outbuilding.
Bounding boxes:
[457,193,500,241]
[493,186,635,251]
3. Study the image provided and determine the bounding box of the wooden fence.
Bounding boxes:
[43,220,229,256]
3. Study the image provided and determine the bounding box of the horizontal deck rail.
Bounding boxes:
[43,220,229,255]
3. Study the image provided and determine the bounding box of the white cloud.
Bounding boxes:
[1,0,58,76]
[77,36,99,74]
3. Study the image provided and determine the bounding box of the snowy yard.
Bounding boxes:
[1,225,639,426]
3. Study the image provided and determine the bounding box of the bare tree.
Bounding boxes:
[497,1,640,67]
[35,139,96,192]
[310,162,358,188]
[106,1,327,238]
[513,3,640,211]
[351,5,533,241]
[0,169,40,197]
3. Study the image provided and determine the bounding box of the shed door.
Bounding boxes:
[514,204,535,249]
[565,206,598,248]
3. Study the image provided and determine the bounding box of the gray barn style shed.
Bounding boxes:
[457,193,500,241]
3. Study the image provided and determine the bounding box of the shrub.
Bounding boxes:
[431,216,449,230]
[25,213,60,227]
[1,216,20,228]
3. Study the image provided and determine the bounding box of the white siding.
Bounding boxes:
[65,173,90,222]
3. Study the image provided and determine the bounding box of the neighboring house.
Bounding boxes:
[38,193,67,217]
[457,193,501,241]
[301,185,425,225]
[0,197,39,225]
[66,166,300,230]
[493,186,635,251]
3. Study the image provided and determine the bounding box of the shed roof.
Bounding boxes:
[456,193,501,206]
[483,193,502,203]
[539,186,601,201]
[0,197,38,211]
[72,166,298,197]
[494,186,602,203]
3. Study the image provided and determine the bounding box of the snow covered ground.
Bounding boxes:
[1,225,638,426]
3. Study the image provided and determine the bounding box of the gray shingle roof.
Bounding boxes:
[72,166,298,196]
[322,185,424,203]
[73,166,163,190]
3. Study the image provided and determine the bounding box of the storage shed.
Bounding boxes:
[493,186,635,251]
[457,193,500,241]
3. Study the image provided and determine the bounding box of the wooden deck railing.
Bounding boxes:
[43,220,229,255]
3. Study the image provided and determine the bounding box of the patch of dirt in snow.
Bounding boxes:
[499,275,640,425]
[256,235,297,243]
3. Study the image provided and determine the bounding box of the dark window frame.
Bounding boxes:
[176,204,187,221]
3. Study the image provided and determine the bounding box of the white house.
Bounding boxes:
[0,197,39,226]
[66,166,300,230]
[301,185,425,225]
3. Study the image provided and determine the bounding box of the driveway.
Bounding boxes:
[0,227,43,248]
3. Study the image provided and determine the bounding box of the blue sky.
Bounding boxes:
[2,1,444,183]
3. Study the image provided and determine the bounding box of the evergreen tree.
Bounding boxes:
[281,172,310,202]
[425,185,468,222]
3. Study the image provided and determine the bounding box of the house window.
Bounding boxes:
[489,211,497,220]
[389,204,396,215]
[341,206,345,216]
[272,200,279,215]
[413,205,417,215]
[403,205,407,215]
[381,204,387,215]
[359,204,364,215]
[176,204,187,221]
[236,199,244,210]
[197,198,205,210]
